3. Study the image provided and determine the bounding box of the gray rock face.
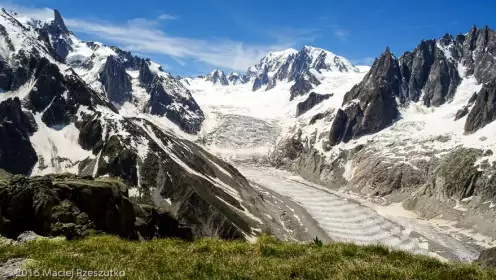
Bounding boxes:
[206,69,229,85]
[0,173,193,241]
[424,148,484,199]
[420,50,460,107]
[398,40,460,106]
[145,75,204,133]
[309,109,334,125]
[226,72,246,85]
[270,133,304,170]
[0,41,115,130]
[477,247,496,267]
[0,8,263,242]
[100,56,132,105]
[296,92,332,117]
[246,46,357,92]
[289,71,321,101]
[16,231,43,243]
[328,102,363,146]
[139,59,154,87]
[455,92,477,121]
[330,48,400,146]
[272,56,294,81]
[402,26,496,103]
[109,46,143,70]
[31,9,205,134]
[0,258,28,279]
[252,67,269,91]
[324,26,495,145]
[40,10,73,60]
[289,46,358,81]
[462,26,496,83]
[0,98,38,175]
[465,80,496,133]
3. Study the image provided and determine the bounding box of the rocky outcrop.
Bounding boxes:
[477,247,496,267]
[0,174,135,239]
[226,72,246,85]
[138,59,154,86]
[134,120,256,239]
[323,26,495,145]
[145,75,204,133]
[39,10,73,60]
[0,8,263,243]
[328,103,363,146]
[424,148,483,199]
[75,117,264,240]
[78,113,103,151]
[289,46,358,81]
[246,46,357,92]
[0,98,38,175]
[296,92,332,117]
[109,46,143,70]
[321,26,496,147]
[0,173,193,241]
[455,92,478,121]
[329,48,400,145]
[309,109,334,125]
[252,67,269,91]
[100,56,132,105]
[398,40,460,106]
[96,135,138,185]
[206,69,229,85]
[462,26,496,84]
[0,42,115,128]
[270,131,304,169]
[465,80,496,133]
[289,71,321,101]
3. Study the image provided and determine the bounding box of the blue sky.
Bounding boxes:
[2,0,495,75]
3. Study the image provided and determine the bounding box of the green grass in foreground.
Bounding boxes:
[1,234,495,280]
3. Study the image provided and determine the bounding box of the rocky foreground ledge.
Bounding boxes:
[0,170,192,242]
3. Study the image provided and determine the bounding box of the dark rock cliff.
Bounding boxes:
[329,48,400,145]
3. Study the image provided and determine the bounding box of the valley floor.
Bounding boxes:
[239,166,496,262]
[188,74,496,263]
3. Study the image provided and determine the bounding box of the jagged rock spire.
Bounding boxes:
[53,9,69,34]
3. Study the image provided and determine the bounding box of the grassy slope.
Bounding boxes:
[1,235,495,280]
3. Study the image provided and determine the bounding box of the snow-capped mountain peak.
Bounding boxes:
[199,45,359,94]
[205,68,229,85]
[226,71,246,85]
[260,48,298,67]
[296,45,359,74]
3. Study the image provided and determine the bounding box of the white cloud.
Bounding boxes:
[352,56,376,66]
[158,14,177,21]
[64,17,288,70]
[323,23,349,41]
[0,2,289,71]
[0,2,53,20]
[334,30,349,41]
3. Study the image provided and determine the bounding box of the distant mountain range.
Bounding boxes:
[200,46,359,92]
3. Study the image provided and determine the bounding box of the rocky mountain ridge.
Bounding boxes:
[33,9,205,133]
[328,26,496,145]
[199,46,359,96]
[0,8,267,242]
[270,25,496,239]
